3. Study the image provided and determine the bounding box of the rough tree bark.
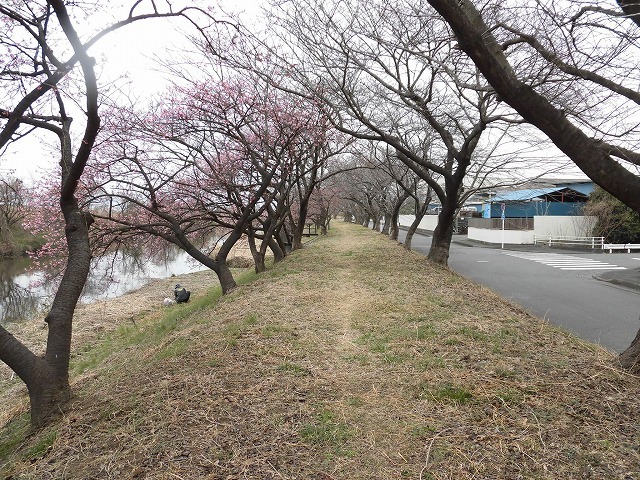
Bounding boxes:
[389,191,411,241]
[618,321,640,373]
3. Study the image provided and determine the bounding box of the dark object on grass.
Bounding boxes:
[174,284,191,303]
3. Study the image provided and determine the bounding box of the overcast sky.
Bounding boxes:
[1,0,585,184]
[0,1,264,183]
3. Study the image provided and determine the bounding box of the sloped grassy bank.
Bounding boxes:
[1,222,639,479]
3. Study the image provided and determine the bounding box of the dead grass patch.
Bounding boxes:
[1,223,639,479]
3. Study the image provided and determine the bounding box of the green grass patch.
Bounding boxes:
[410,424,437,438]
[261,323,293,338]
[26,429,56,460]
[300,409,352,448]
[494,388,525,406]
[276,362,312,377]
[70,265,263,374]
[456,326,488,342]
[381,351,411,364]
[416,353,446,370]
[343,353,370,366]
[155,338,189,360]
[222,313,259,346]
[0,414,30,463]
[416,382,473,405]
[72,284,227,375]
[355,332,390,353]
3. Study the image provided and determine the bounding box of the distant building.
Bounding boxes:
[481,180,594,218]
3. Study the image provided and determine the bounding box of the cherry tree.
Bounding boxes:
[248,0,534,266]
[0,0,220,428]
[86,71,323,281]
[285,125,352,250]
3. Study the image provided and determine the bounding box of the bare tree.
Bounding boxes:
[423,0,640,370]
[256,0,528,265]
[0,176,26,241]
[426,0,640,212]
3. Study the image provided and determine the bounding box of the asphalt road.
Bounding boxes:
[396,229,640,353]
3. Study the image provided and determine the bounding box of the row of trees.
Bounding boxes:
[81,74,345,292]
[248,0,640,368]
[2,0,640,427]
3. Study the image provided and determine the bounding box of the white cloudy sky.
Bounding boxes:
[1,0,584,184]
[0,1,264,182]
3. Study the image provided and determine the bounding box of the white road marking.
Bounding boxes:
[502,251,626,271]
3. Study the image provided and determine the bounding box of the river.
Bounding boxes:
[0,248,208,324]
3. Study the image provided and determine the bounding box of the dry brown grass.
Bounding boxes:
[1,222,639,479]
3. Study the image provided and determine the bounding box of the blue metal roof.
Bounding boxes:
[490,188,562,202]
[557,182,594,196]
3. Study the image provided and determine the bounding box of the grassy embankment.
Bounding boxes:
[0,226,44,257]
[1,222,638,479]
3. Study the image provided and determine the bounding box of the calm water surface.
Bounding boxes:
[0,249,207,324]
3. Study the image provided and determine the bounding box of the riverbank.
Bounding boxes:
[1,223,639,479]
[0,226,44,258]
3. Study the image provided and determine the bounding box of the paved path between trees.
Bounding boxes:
[397,228,640,352]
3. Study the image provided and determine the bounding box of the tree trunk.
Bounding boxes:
[24,115,94,427]
[0,328,68,429]
[428,202,456,266]
[380,211,392,235]
[291,225,304,251]
[28,362,71,429]
[175,233,238,294]
[252,253,267,273]
[248,232,267,273]
[292,191,310,251]
[404,196,430,251]
[216,261,238,294]
[618,322,640,373]
[404,215,421,251]
[390,191,411,241]
[269,238,285,263]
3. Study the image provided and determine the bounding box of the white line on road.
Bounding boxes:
[560,266,628,270]
[502,251,626,270]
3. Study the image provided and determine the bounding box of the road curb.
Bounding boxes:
[594,276,640,291]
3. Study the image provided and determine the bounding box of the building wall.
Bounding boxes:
[483,201,585,218]
[468,215,597,244]
[468,227,535,244]
[533,215,597,237]
[398,214,439,232]
[400,214,597,245]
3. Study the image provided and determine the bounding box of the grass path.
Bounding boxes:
[1,222,639,479]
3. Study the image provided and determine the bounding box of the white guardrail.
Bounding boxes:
[534,235,640,252]
[603,243,640,253]
[533,235,604,248]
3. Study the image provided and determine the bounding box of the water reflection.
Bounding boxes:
[0,248,207,324]
[0,257,43,323]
